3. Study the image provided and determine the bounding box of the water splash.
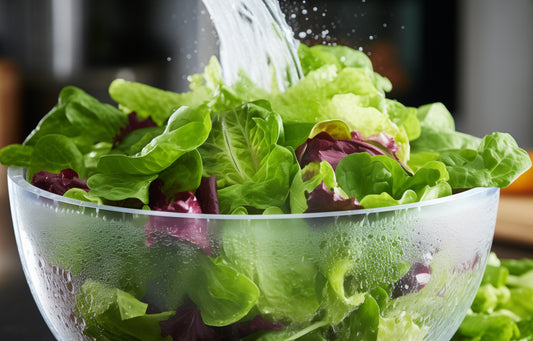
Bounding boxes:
[201,0,303,91]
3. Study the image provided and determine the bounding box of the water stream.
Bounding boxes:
[201,0,303,92]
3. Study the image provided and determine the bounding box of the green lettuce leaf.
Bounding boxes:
[76,280,173,341]
[454,253,533,341]
[25,86,128,152]
[190,256,260,326]
[437,133,531,188]
[87,173,158,204]
[198,101,297,213]
[410,102,480,153]
[289,161,340,213]
[96,105,211,176]
[335,152,451,208]
[109,80,209,126]
[28,134,85,179]
[221,218,320,322]
[157,150,203,195]
[0,144,33,169]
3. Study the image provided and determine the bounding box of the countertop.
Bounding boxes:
[0,193,532,340]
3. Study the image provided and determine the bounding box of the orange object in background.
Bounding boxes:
[502,150,533,195]
[0,59,22,198]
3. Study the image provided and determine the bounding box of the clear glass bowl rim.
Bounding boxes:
[8,166,500,221]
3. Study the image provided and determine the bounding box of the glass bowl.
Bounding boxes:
[7,166,500,341]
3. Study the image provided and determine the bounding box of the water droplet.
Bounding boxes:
[298,31,307,39]
[301,9,308,15]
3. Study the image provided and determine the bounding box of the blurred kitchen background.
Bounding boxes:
[0,0,532,339]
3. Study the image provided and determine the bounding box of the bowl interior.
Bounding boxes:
[7,167,500,341]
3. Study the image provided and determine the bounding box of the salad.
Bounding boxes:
[453,253,533,341]
[1,44,531,340]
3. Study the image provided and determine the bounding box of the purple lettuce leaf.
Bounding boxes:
[295,130,403,170]
[31,169,89,195]
[159,303,222,341]
[145,179,210,254]
[305,181,362,213]
[159,299,284,341]
[392,262,431,298]
[195,175,220,214]
[235,315,285,337]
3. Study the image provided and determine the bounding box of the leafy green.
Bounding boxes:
[221,218,320,322]
[411,102,480,154]
[28,134,86,179]
[0,144,33,168]
[158,150,203,195]
[437,133,531,188]
[410,103,531,189]
[76,280,173,341]
[87,173,158,204]
[96,105,211,176]
[289,161,340,213]
[190,256,260,326]
[25,86,128,152]
[336,152,451,208]
[198,101,296,213]
[63,188,103,204]
[109,79,209,126]
[453,253,533,341]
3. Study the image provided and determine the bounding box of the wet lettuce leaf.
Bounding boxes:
[221,218,321,322]
[76,280,174,341]
[28,134,86,179]
[453,253,533,341]
[198,101,296,213]
[25,86,129,152]
[289,161,343,214]
[190,256,260,326]
[109,79,209,126]
[336,152,451,208]
[410,103,531,189]
[96,105,211,176]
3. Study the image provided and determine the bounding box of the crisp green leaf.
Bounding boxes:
[76,280,173,341]
[109,79,210,125]
[0,144,33,168]
[63,188,103,204]
[221,218,320,322]
[113,126,165,156]
[336,153,450,208]
[438,133,531,188]
[454,312,520,341]
[289,161,339,213]
[87,173,158,204]
[158,150,203,195]
[337,294,380,341]
[198,101,296,213]
[191,256,259,326]
[29,134,85,179]
[25,86,128,152]
[97,105,211,176]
